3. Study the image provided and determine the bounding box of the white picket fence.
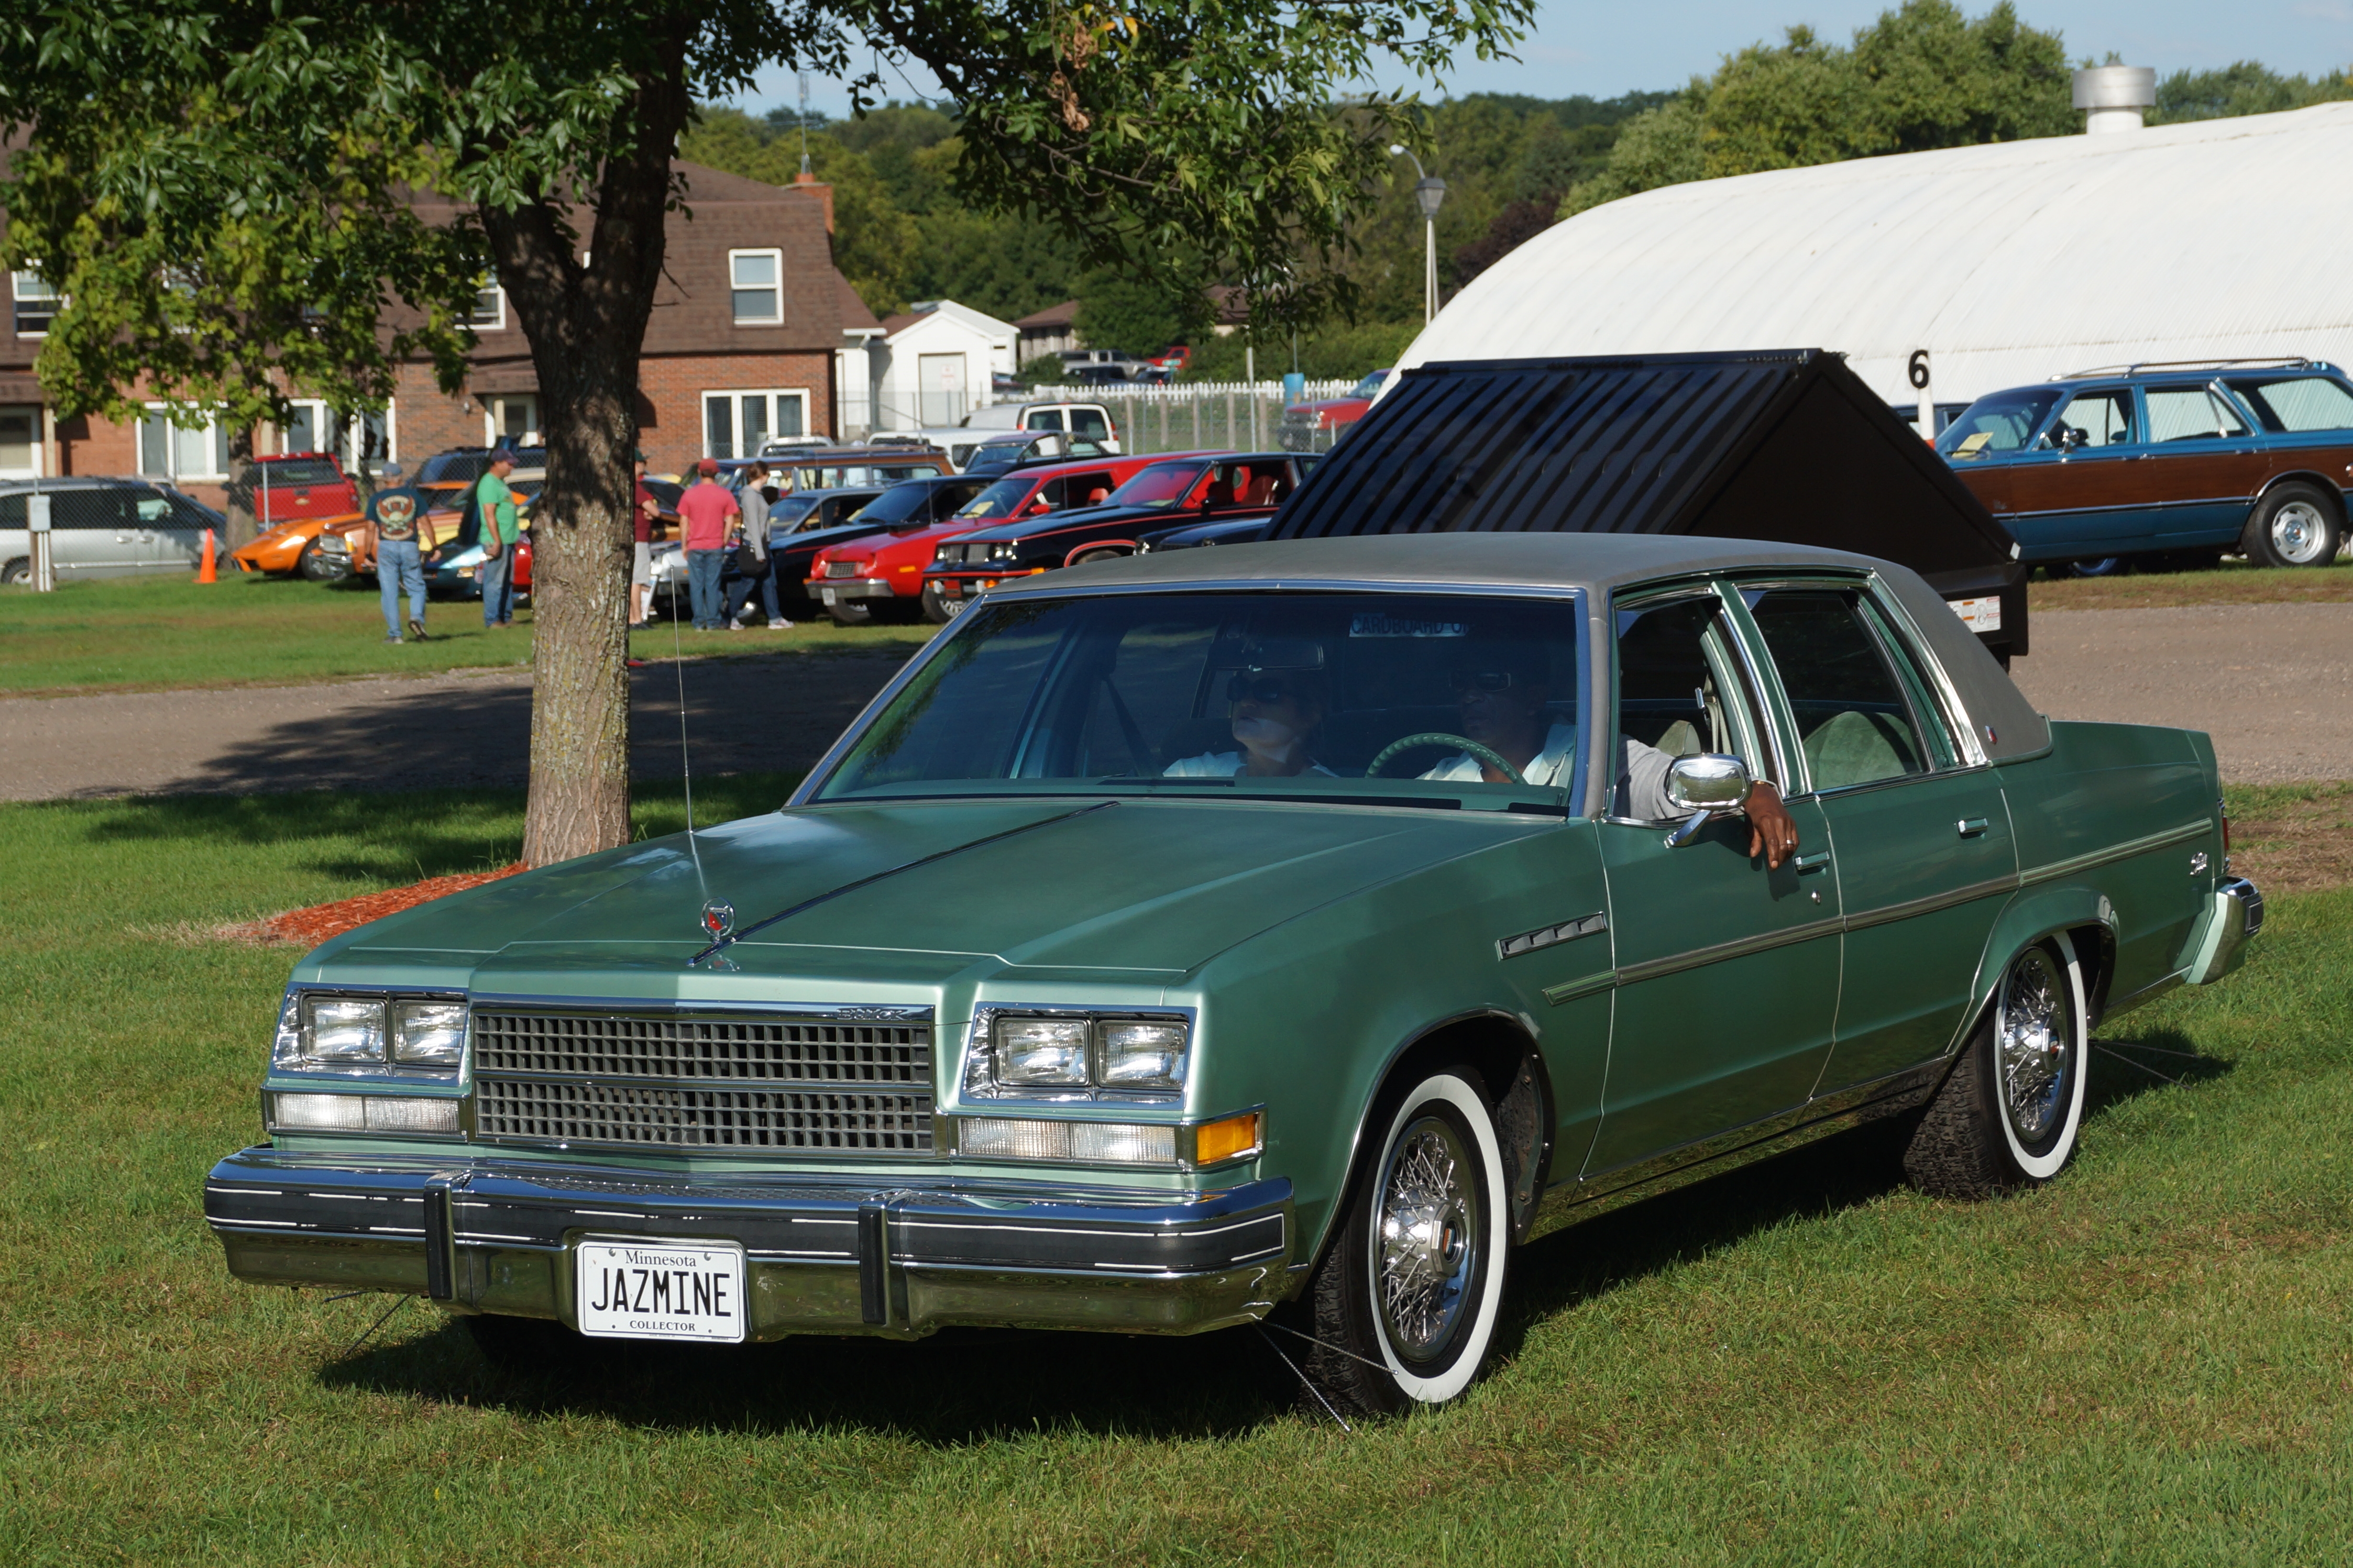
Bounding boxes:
[1029,380,1358,455]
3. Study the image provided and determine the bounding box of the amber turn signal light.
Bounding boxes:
[1192,1111,1262,1166]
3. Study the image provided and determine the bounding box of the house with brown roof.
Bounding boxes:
[1,159,878,499]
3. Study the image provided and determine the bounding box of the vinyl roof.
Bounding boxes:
[1402,104,2353,409]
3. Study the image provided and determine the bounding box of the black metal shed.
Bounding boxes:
[1269,349,2029,658]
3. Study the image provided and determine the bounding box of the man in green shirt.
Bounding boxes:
[475,448,522,628]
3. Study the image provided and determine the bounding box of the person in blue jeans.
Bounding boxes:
[675,458,740,631]
[369,462,430,642]
[475,448,521,628]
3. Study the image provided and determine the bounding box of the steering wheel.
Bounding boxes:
[1364,732,1525,785]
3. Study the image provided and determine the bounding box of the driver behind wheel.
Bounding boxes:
[1164,640,1340,779]
[1416,640,1799,868]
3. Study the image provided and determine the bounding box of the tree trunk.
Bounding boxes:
[223,424,259,547]
[487,42,689,868]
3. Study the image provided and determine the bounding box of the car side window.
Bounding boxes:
[1026,410,1065,432]
[2145,387,2249,443]
[136,493,174,524]
[2224,374,2353,434]
[2047,388,2136,448]
[1612,593,1769,819]
[1747,589,1932,792]
[1070,408,1109,439]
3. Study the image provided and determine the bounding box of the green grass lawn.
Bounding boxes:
[2028,556,2353,612]
[0,574,933,697]
[2,782,2348,1563]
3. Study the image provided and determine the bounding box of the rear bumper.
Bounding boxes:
[2185,875,2264,984]
[203,1147,1292,1340]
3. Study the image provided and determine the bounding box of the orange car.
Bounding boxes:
[229,508,368,579]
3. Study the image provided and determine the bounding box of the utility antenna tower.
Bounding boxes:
[797,71,813,176]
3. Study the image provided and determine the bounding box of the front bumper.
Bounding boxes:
[203,1148,1292,1340]
[816,576,897,604]
[2185,875,2264,984]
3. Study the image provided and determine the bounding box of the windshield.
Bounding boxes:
[955,476,1038,519]
[259,458,342,489]
[813,591,1586,805]
[1937,389,2063,459]
[848,481,936,526]
[1105,462,1210,510]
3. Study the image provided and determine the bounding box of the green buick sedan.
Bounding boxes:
[205,534,2263,1415]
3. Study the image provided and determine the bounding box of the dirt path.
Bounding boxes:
[0,653,912,800]
[2009,604,2353,784]
[2,603,2346,800]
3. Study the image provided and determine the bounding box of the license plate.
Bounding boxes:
[819,587,837,604]
[576,1238,746,1342]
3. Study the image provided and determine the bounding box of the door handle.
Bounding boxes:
[1957,817,1989,837]
[1793,852,1830,873]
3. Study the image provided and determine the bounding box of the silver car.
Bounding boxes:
[2,478,223,584]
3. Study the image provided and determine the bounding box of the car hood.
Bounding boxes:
[315,796,1538,988]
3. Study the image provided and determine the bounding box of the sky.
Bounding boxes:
[728,2,2353,123]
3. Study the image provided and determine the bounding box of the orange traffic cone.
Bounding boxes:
[197,528,218,583]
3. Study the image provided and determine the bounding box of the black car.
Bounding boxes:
[411,446,548,486]
[961,430,1117,474]
[923,454,1312,615]
[1138,514,1278,552]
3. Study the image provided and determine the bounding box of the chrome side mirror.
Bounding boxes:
[1664,754,1752,847]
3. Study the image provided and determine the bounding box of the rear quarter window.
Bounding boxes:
[2225,375,2353,434]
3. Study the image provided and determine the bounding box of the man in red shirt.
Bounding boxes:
[630,452,659,629]
[675,458,740,631]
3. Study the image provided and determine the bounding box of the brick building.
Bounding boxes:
[1,159,880,501]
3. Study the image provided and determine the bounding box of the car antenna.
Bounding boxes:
[666,542,723,944]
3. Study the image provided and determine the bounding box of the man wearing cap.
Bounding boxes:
[369,461,428,643]
[630,452,659,629]
[675,457,740,631]
[475,447,522,629]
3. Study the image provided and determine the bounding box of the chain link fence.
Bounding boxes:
[1022,381,1358,457]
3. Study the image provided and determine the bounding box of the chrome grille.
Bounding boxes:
[471,1009,933,1153]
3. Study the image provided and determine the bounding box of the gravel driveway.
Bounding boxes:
[2,603,2347,800]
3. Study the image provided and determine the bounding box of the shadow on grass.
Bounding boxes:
[323,1313,1302,1443]
[74,776,801,887]
[2085,1025,2233,1118]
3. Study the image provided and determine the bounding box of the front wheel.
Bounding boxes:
[2243,482,2344,568]
[1303,1069,1511,1416]
[297,537,351,583]
[920,585,960,624]
[1903,933,2088,1198]
[825,598,874,627]
[2063,556,2125,579]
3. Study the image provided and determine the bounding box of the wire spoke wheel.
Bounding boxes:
[1997,945,2071,1149]
[1375,1117,1480,1363]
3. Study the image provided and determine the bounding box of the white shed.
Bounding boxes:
[1400,102,2353,411]
[856,300,1018,432]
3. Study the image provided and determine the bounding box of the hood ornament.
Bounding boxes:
[699,901,735,941]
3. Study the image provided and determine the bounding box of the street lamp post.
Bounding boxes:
[1388,145,1448,324]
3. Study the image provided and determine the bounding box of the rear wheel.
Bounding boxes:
[1302,1069,1510,1416]
[2243,482,2343,568]
[2,557,27,587]
[1069,548,1125,567]
[1903,934,2087,1198]
[2063,556,2125,578]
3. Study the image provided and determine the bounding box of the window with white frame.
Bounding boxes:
[729,249,783,325]
[482,394,539,447]
[13,271,63,337]
[138,406,230,482]
[703,389,808,459]
[466,282,507,330]
[282,400,395,468]
[0,405,39,478]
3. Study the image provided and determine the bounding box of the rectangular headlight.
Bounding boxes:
[270,1094,459,1134]
[1096,1021,1188,1088]
[995,1018,1090,1085]
[960,1117,1176,1165]
[305,997,386,1063]
[391,1001,467,1067]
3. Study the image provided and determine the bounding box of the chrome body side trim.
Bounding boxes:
[2019,819,2212,886]
[1523,1058,1945,1244]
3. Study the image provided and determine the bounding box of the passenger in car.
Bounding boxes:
[1419,641,1799,866]
[1164,644,1339,779]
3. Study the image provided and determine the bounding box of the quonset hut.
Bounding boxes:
[1392,101,2353,411]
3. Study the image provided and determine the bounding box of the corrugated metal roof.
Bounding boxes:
[1401,103,2353,408]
